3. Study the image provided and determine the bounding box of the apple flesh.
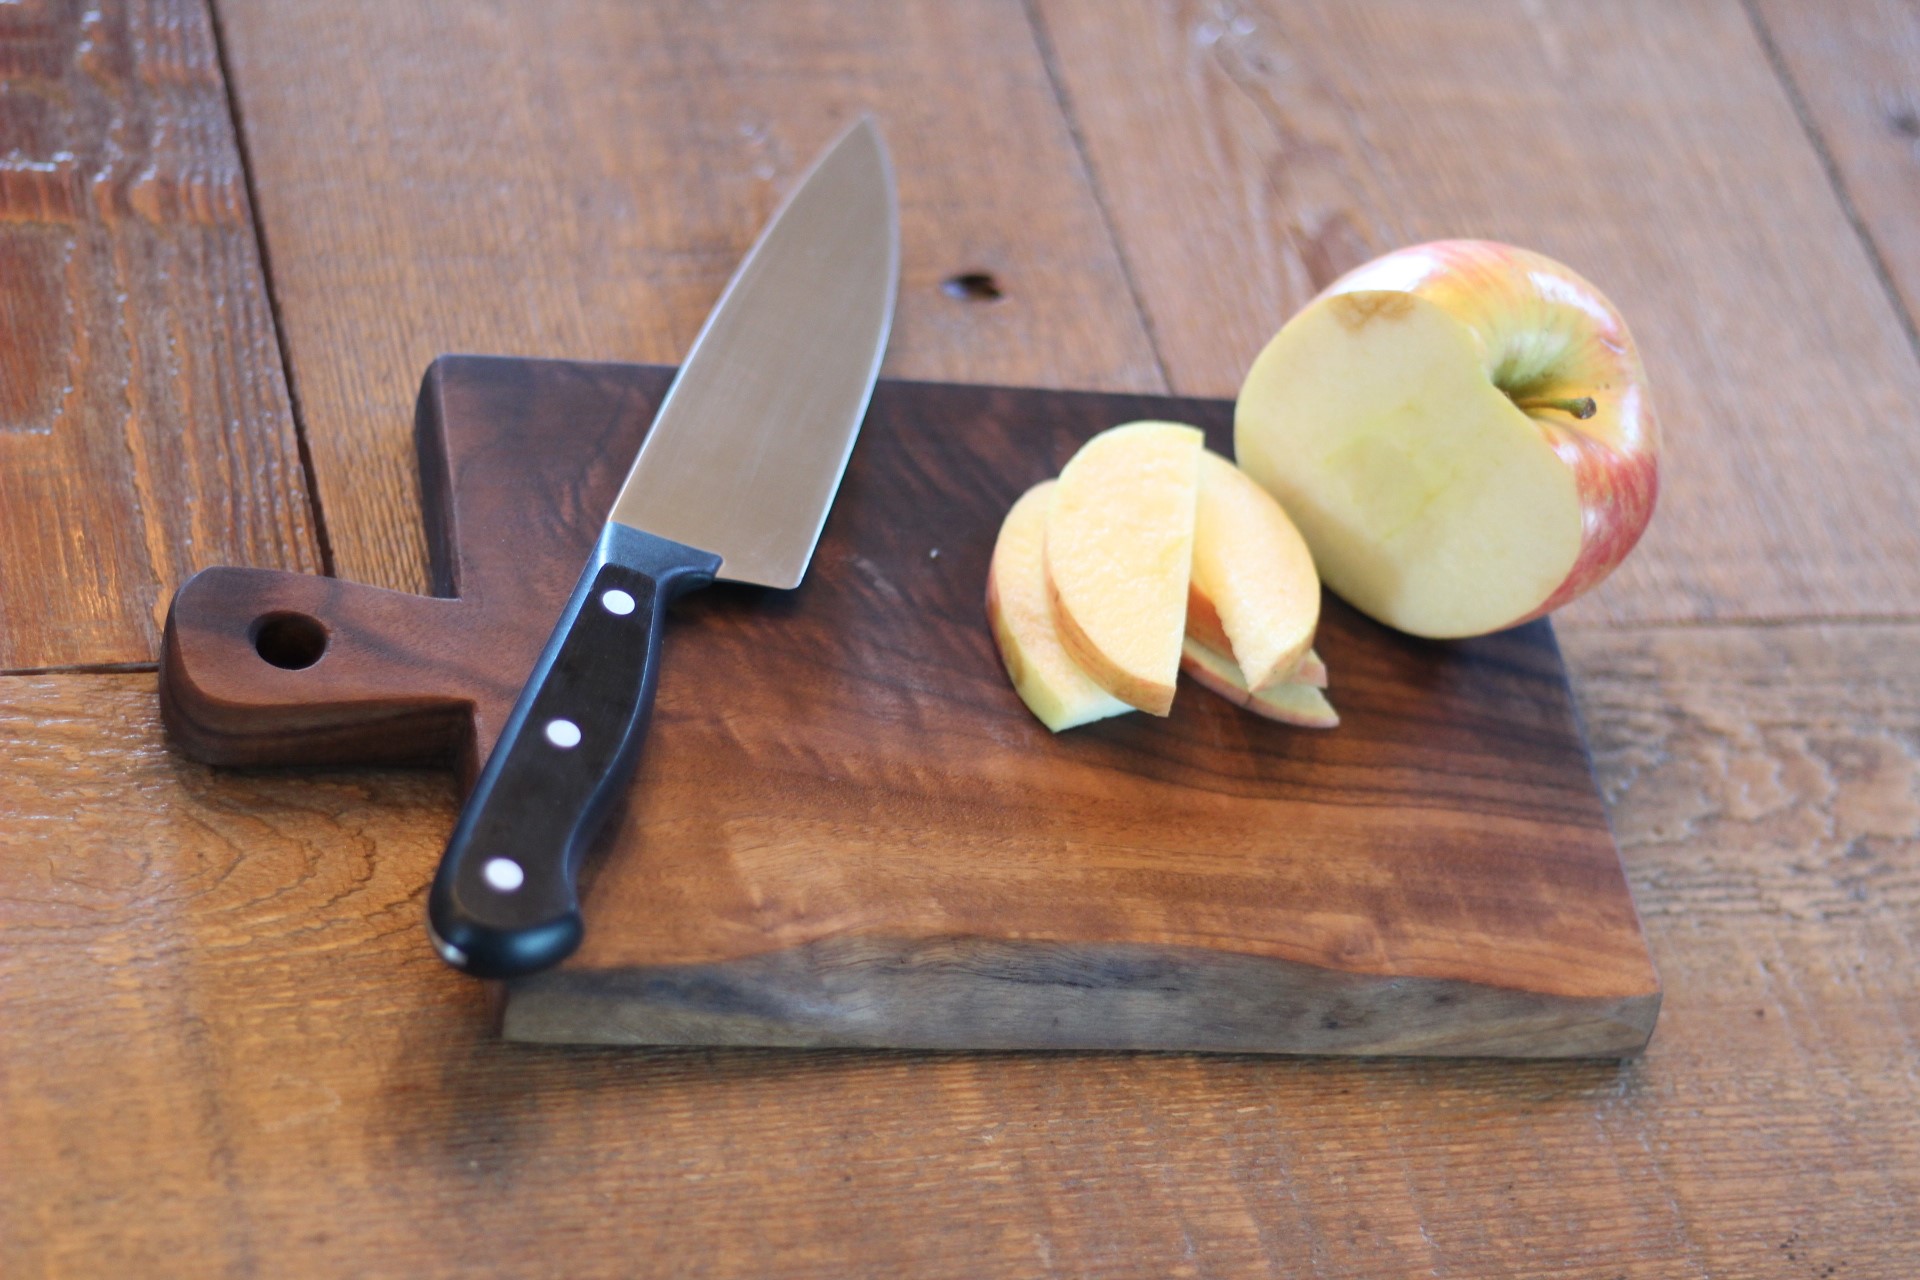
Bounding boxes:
[1180,638,1338,729]
[1045,421,1204,716]
[1235,240,1658,639]
[986,482,1135,732]
[1188,449,1320,691]
[1289,648,1328,690]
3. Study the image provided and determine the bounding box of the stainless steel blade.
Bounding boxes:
[607,117,899,588]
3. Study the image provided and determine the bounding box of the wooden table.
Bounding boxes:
[4,1,1917,1274]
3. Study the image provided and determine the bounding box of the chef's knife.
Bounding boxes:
[427,118,898,979]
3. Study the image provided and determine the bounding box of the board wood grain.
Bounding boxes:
[1031,0,1920,629]
[0,0,317,670]
[161,356,1656,1056]
[9,619,1918,1275]
[210,0,1163,598]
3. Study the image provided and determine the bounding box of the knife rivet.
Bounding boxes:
[544,718,582,749]
[482,858,525,892]
[601,588,636,616]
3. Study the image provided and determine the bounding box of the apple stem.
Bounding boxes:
[1515,394,1597,420]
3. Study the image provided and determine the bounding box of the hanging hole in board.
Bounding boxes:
[251,611,329,670]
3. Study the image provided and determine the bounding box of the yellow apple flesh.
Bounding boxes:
[1235,241,1658,639]
[985,482,1133,732]
[1045,421,1204,715]
[1180,638,1338,729]
[1188,450,1320,691]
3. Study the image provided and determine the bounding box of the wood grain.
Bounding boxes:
[1031,0,1920,629]
[0,0,317,670]
[210,0,1163,597]
[1749,0,1920,339]
[9,621,1917,1275]
[161,358,1655,1056]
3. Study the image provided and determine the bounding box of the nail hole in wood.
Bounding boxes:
[251,611,329,670]
[942,271,1003,302]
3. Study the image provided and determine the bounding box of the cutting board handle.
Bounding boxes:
[156,355,679,781]
[159,565,488,771]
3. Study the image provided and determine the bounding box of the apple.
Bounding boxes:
[1180,638,1338,729]
[1045,421,1204,716]
[1235,240,1658,639]
[1175,637,1328,690]
[1188,449,1320,690]
[985,481,1134,732]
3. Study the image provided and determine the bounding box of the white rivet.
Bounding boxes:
[601,588,636,615]
[482,858,525,892]
[544,718,582,749]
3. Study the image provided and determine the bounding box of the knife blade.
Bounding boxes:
[427,118,899,979]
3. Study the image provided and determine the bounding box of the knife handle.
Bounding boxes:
[427,522,721,979]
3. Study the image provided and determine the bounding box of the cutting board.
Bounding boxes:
[161,356,1660,1057]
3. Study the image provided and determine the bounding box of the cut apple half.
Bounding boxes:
[1235,241,1658,640]
[1181,638,1338,729]
[1045,421,1204,716]
[985,481,1133,732]
[1189,449,1320,690]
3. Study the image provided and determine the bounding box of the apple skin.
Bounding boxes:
[1240,240,1659,637]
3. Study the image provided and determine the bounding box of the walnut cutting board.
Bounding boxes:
[160,356,1659,1056]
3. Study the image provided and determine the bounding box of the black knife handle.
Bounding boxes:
[426,522,721,979]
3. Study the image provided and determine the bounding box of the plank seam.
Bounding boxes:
[1740,0,1920,369]
[0,662,160,678]
[1021,0,1173,393]
[204,0,337,580]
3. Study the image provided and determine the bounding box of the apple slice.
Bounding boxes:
[1188,449,1320,691]
[1235,241,1658,640]
[1045,421,1204,716]
[1181,638,1338,729]
[1188,597,1329,690]
[985,482,1133,732]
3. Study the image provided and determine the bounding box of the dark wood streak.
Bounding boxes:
[161,356,1657,1056]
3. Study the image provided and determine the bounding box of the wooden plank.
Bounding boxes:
[0,0,317,670]
[1032,0,1920,628]
[212,0,1163,597]
[1749,0,1920,335]
[7,620,1918,1274]
[158,359,1659,1056]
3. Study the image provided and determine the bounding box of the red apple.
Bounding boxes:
[1235,240,1658,639]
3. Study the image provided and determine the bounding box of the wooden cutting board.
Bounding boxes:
[161,356,1659,1056]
